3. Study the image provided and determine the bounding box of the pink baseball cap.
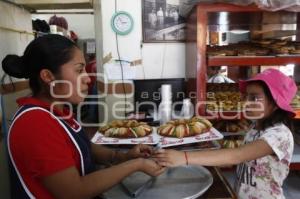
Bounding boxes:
[239,68,297,117]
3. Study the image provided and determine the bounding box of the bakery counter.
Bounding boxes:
[290,143,300,170]
[102,166,236,199]
[86,126,236,198]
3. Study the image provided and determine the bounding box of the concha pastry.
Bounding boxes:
[99,120,152,138]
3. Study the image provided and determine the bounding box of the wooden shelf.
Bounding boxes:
[294,109,300,119]
[208,56,300,66]
[205,111,245,120]
[185,3,300,115]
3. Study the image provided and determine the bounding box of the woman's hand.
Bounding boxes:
[127,144,153,159]
[152,149,185,167]
[139,158,166,177]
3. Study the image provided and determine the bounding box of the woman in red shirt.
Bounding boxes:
[2,34,164,199]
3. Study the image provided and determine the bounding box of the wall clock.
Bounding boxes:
[111,11,134,35]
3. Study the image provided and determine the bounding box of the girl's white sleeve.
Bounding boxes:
[259,125,294,161]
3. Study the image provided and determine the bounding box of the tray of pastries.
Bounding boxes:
[92,120,159,145]
[157,117,212,138]
[157,116,223,148]
[99,120,153,138]
[207,39,300,57]
[92,118,223,147]
[206,84,245,112]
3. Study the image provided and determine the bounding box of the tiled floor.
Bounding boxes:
[222,170,300,199]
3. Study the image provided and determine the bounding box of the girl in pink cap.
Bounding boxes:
[154,68,297,199]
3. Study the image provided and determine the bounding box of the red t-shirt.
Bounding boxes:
[8,97,82,199]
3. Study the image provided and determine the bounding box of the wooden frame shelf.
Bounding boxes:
[185,3,265,116]
[185,3,300,116]
[294,109,300,119]
[208,56,300,66]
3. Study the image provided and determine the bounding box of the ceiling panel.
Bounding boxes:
[14,0,93,11]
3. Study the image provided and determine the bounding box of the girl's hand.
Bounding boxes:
[127,144,153,159]
[152,149,185,167]
[139,158,166,177]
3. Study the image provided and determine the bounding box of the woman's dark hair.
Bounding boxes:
[2,34,78,95]
[253,81,292,131]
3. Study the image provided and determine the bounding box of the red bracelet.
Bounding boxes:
[184,151,189,165]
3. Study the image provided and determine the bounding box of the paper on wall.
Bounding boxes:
[104,61,136,80]
[86,41,96,54]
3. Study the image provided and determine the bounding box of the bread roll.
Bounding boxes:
[191,122,206,134]
[175,125,185,138]
[135,126,146,137]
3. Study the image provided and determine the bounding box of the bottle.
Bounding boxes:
[180,98,194,119]
[158,100,172,125]
[160,84,172,101]
[158,84,172,125]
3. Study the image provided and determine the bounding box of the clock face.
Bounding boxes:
[111,11,134,35]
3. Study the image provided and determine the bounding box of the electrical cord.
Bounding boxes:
[0,74,6,90]
[0,74,14,143]
[0,95,8,141]
[115,0,127,117]
[140,41,146,79]
[160,43,167,78]
[1,74,16,92]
